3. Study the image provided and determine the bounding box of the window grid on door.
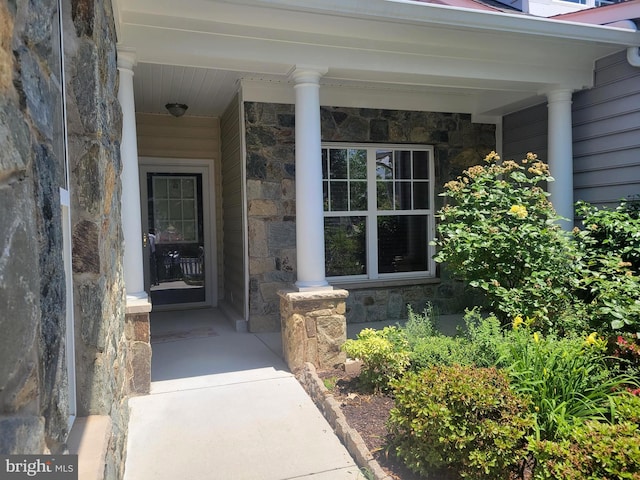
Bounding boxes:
[152,176,199,243]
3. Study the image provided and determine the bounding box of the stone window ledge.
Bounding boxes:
[67,416,112,480]
[329,276,441,290]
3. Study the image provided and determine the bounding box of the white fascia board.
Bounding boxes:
[225,0,640,46]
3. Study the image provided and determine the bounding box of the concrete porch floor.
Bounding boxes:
[123,308,465,479]
[123,308,365,480]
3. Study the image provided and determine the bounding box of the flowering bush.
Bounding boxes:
[498,328,633,441]
[434,152,577,329]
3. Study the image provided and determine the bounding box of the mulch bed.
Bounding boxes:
[317,369,459,480]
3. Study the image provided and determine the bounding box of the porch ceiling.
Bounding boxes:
[112,0,640,118]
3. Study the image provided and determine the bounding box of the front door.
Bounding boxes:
[140,162,214,308]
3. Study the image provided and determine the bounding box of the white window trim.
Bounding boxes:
[322,142,436,284]
[58,0,76,430]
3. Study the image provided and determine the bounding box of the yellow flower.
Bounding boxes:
[585,332,598,346]
[465,165,486,179]
[513,316,524,330]
[484,151,501,162]
[533,332,540,344]
[444,180,462,192]
[509,205,528,219]
[502,160,520,172]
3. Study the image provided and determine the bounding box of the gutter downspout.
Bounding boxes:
[627,46,640,67]
[625,22,640,67]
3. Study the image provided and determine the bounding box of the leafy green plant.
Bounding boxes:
[322,376,338,391]
[529,421,640,480]
[409,335,473,370]
[529,394,640,480]
[576,199,640,271]
[388,365,533,479]
[462,309,507,368]
[434,152,578,329]
[611,334,640,385]
[572,200,640,335]
[341,326,410,391]
[499,328,634,441]
[403,304,438,342]
[401,304,474,369]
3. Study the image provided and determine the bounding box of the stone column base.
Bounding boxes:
[278,288,349,372]
[124,300,152,395]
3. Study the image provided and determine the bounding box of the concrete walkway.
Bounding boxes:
[123,308,365,480]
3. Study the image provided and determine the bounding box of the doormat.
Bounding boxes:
[151,327,219,344]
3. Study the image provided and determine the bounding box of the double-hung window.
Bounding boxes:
[322,144,435,281]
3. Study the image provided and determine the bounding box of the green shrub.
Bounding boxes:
[572,200,640,335]
[529,421,640,480]
[434,152,578,329]
[403,304,474,369]
[409,335,473,370]
[388,365,533,479]
[462,309,506,367]
[403,304,438,343]
[576,199,640,272]
[341,326,410,391]
[529,395,640,480]
[499,328,634,441]
[612,334,640,385]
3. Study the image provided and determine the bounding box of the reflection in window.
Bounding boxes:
[322,144,435,280]
[324,217,367,277]
[152,176,199,243]
[378,215,428,273]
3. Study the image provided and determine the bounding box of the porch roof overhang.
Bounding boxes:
[112,0,640,119]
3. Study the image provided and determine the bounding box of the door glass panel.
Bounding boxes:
[147,173,205,306]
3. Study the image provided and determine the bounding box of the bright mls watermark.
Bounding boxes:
[0,455,77,480]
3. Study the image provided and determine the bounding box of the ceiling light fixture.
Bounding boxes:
[165,103,188,117]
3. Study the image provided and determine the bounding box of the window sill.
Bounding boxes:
[67,416,111,480]
[329,276,440,290]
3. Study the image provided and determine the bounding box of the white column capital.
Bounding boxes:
[289,65,328,86]
[117,47,137,73]
[546,89,573,105]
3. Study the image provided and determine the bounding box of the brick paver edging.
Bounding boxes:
[296,362,393,480]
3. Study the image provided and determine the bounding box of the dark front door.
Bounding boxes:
[146,172,206,306]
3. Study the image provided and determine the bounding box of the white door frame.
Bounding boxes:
[139,157,218,309]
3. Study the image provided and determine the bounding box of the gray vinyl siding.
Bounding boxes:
[502,103,548,164]
[572,50,640,208]
[221,94,246,317]
[502,50,640,211]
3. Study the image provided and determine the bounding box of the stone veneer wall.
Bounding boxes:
[0,1,131,477]
[65,1,131,478]
[245,102,494,332]
[1,0,67,454]
[278,289,349,372]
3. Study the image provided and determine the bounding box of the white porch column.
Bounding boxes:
[546,89,574,229]
[118,49,148,302]
[290,66,331,291]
